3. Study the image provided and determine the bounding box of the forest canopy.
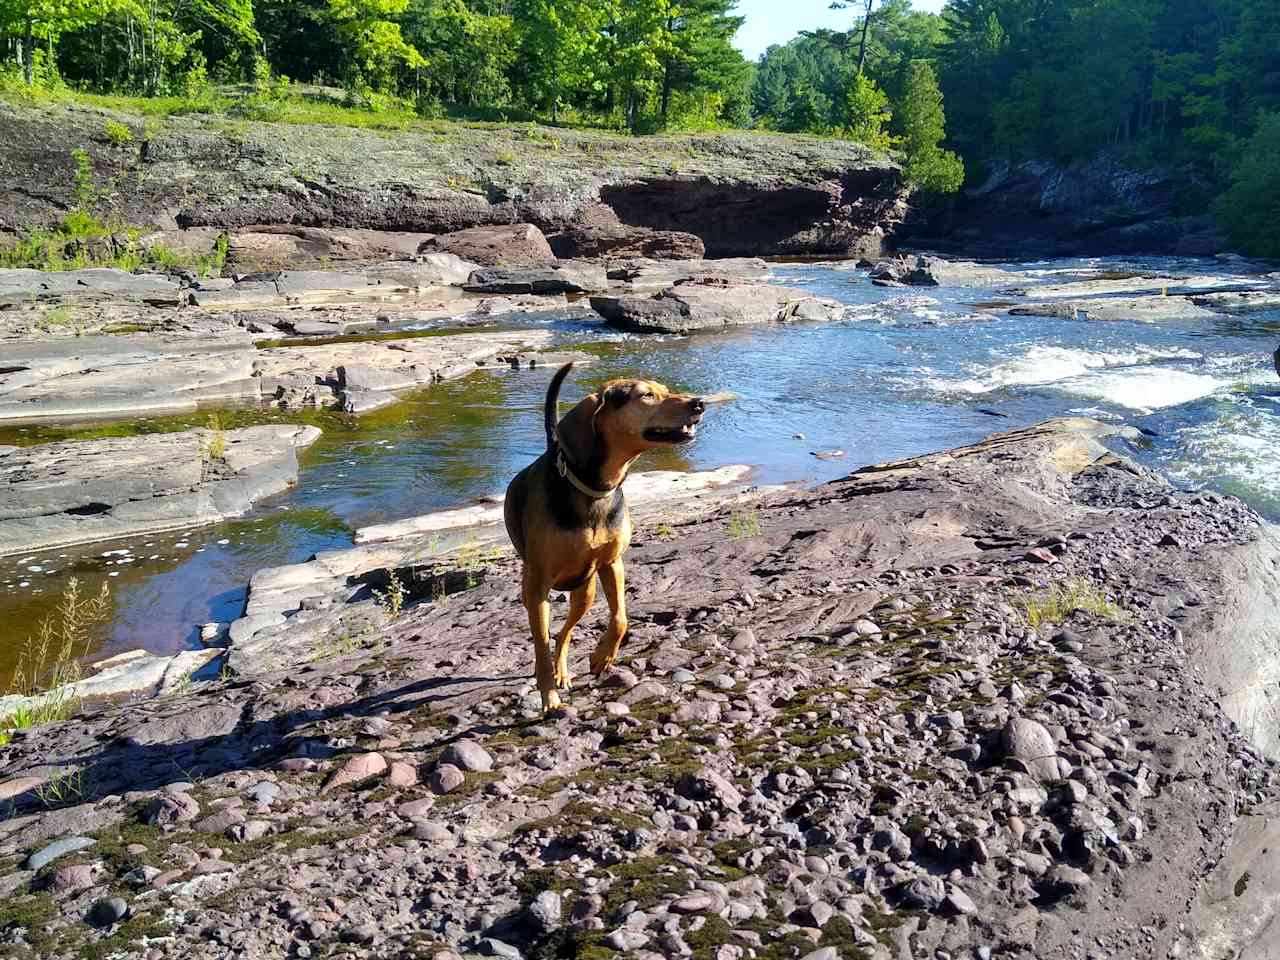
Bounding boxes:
[1,0,1278,254]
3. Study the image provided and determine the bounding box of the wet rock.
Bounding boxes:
[590,280,841,334]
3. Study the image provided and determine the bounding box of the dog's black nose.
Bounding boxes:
[690,397,706,414]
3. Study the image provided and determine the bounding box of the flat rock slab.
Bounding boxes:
[463,262,607,295]
[0,335,258,422]
[0,424,320,557]
[591,280,842,334]
[226,465,756,672]
[1009,295,1220,323]
[606,257,770,293]
[0,268,182,307]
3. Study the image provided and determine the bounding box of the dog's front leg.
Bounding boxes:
[523,575,561,713]
[554,578,596,690]
[590,560,629,676]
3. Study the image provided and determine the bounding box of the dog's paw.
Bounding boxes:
[589,652,614,676]
[553,669,575,690]
[542,689,564,714]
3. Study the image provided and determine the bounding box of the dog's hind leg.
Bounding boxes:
[523,575,561,713]
[590,560,629,676]
[554,578,596,690]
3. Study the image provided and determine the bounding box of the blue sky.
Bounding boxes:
[733,0,947,61]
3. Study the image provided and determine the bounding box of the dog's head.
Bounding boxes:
[558,378,706,467]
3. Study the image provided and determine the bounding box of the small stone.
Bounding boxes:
[604,701,631,718]
[87,897,129,927]
[1002,717,1061,781]
[52,863,99,893]
[123,865,161,887]
[729,629,756,651]
[440,741,494,773]
[230,820,271,843]
[1047,864,1092,895]
[26,837,96,871]
[1024,548,1057,564]
[340,923,377,944]
[852,619,881,637]
[398,797,436,819]
[245,781,280,806]
[388,761,419,787]
[670,668,696,683]
[151,869,186,888]
[670,893,716,914]
[193,807,245,835]
[149,792,202,826]
[321,752,388,794]
[430,764,465,795]
[605,929,649,950]
[478,938,522,959]
[527,890,563,933]
[800,948,838,960]
[900,876,946,911]
[945,887,978,915]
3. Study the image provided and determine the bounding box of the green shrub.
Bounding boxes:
[103,119,134,145]
[1216,112,1280,259]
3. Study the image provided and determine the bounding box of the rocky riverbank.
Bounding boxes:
[0,101,906,260]
[0,417,1276,960]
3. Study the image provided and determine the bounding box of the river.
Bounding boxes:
[2,253,1277,680]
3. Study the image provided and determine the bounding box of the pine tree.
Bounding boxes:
[896,59,964,192]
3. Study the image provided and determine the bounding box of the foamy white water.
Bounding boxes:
[926,344,1204,397]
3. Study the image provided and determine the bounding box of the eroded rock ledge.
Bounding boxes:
[0,418,1276,959]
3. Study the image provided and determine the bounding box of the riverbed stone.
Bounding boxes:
[590,280,841,334]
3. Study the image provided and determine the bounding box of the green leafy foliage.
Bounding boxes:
[896,60,963,192]
[1215,112,1280,259]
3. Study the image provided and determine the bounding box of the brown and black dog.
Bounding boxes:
[504,362,706,713]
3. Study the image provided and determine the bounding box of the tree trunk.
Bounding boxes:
[661,59,672,126]
[856,0,874,76]
[23,21,33,85]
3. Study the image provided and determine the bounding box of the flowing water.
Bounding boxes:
[2,254,1277,680]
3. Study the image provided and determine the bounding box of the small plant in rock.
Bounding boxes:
[0,578,112,743]
[201,413,228,461]
[71,147,97,207]
[103,119,134,145]
[654,522,676,541]
[374,569,407,619]
[34,768,87,808]
[727,509,761,539]
[1022,578,1126,629]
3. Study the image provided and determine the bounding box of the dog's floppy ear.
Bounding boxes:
[557,391,603,467]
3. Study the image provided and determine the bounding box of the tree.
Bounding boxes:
[326,0,425,92]
[896,59,963,191]
[841,71,890,149]
[511,0,602,123]
[1215,111,1280,258]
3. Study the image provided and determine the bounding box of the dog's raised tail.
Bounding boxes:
[544,362,575,450]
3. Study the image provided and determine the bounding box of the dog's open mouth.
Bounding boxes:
[643,423,698,443]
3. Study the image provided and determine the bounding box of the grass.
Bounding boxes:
[0,578,112,746]
[374,569,407,619]
[726,509,761,539]
[1022,578,1126,629]
[200,412,227,462]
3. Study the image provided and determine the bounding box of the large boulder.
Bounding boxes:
[590,279,841,334]
[417,224,555,267]
[606,257,770,292]
[463,261,607,295]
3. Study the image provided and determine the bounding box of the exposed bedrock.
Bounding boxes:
[0,424,321,556]
[0,418,1275,959]
[0,103,908,259]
